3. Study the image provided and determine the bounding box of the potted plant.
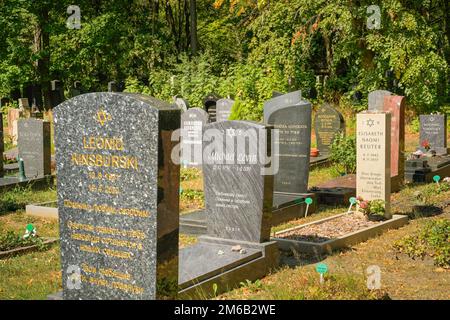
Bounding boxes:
[310,148,319,157]
[355,197,386,221]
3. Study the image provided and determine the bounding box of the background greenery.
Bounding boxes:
[0,0,448,119]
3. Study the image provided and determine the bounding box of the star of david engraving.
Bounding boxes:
[96,108,112,126]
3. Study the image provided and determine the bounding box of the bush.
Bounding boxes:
[329,133,356,175]
[394,219,450,268]
[0,230,44,252]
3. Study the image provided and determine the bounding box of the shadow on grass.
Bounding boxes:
[405,205,444,220]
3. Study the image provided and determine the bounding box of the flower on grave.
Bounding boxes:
[421,139,431,151]
[23,224,37,239]
[443,177,450,183]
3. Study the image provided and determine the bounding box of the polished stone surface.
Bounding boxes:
[215,99,234,122]
[18,119,51,178]
[54,92,180,300]
[419,114,448,155]
[384,95,405,179]
[314,103,345,155]
[203,121,274,243]
[264,91,312,196]
[368,90,392,111]
[356,112,391,218]
[180,107,209,167]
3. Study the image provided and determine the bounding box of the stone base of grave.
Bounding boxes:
[309,155,330,168]
[405,156,450,183]
[0,174,55,193]
[48,237,279,300]
[3,163,19,174]
[179,236,279,299]
[25,201,58,220]
[180,193,317,235]
[272,213,408,255]
[311,174,403,205]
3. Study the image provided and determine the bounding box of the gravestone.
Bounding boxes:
[108,81,118,92]
[18,119,51,178]
[50,80,65,108]
[384,95,405,186]
[368,90,392,111]
[180,107,209,167]
[0,112,4,177]
[314,104,345,155]
[174,97,189,113]
[203,94,220,122]
[70,81,83,97]
[179,120,278,297]
[215,98,234,122]
[356,112,391,219]
[54,92,180,300]
[263,91,311,198]
[419,114,448,155]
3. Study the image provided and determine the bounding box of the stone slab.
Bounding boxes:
[273,214,408,254]
[25,203,58,220]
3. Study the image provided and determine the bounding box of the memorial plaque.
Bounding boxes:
[215,99,234,122]
[419,114,448,155]
[368,90,392,111]
[18,119,51,178]
[180,107,209,167]
[203,121,274,243]
[54,92,180,300]
[0,112,3,177]
[264,91,311,195]
[356,112,391,218]
[383,95,405,178]
[314,104,345,155]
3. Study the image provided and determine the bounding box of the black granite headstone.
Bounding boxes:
[203,94,220,122]
[264,91,312,196]
[50,80,65,108]
[215,99,234,122]
[70,81,83,97]
[180,107,209,167]
[18,119,51,178]
[419,114,448,155]
[314,104,345,155]
[54,92,180,300]
[203,121,274,243]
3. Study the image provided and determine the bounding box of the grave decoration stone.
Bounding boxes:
[50,80,65,108]
[180,107,209,167]
[18,119,51,179]
[178,120,279,298]
[368,90,392,112]
[215,98,234,122]
[0,112,4,177]
[203,94,220,122]
[314,103,345,156]
[383,95,405,189]
[356,112,391,219]
[54,92,180,300]
[174,97,190,113]
[419,114,448,155]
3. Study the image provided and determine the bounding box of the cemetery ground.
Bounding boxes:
[0,163,448,300]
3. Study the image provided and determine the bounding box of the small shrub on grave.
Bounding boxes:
[394,219,450,268]
[330,133,356,175]
[0,230,44,252]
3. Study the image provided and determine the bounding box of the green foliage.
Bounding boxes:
[180,189,204,202]
[0,230,44,252]
[180,168,201,182]
[394,219,450,268]
[329,133,356,175]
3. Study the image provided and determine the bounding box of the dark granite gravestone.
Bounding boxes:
[18,119,51,178]
[108,81,118,92]
[314,104,345,155]
[180,107,209,167]
[0,112,4,177]
[263,91,311,196]
[368,90,392,111]
[215,98,234,122]
[419,114,448,155]
[54,92,180,300]
[70,81,83,97]
[203,94,220,122]
[50,80,65,108]
[179,120,278,298]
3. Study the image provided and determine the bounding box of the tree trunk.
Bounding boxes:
[35,9,51,110]
[189,0,198,55]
